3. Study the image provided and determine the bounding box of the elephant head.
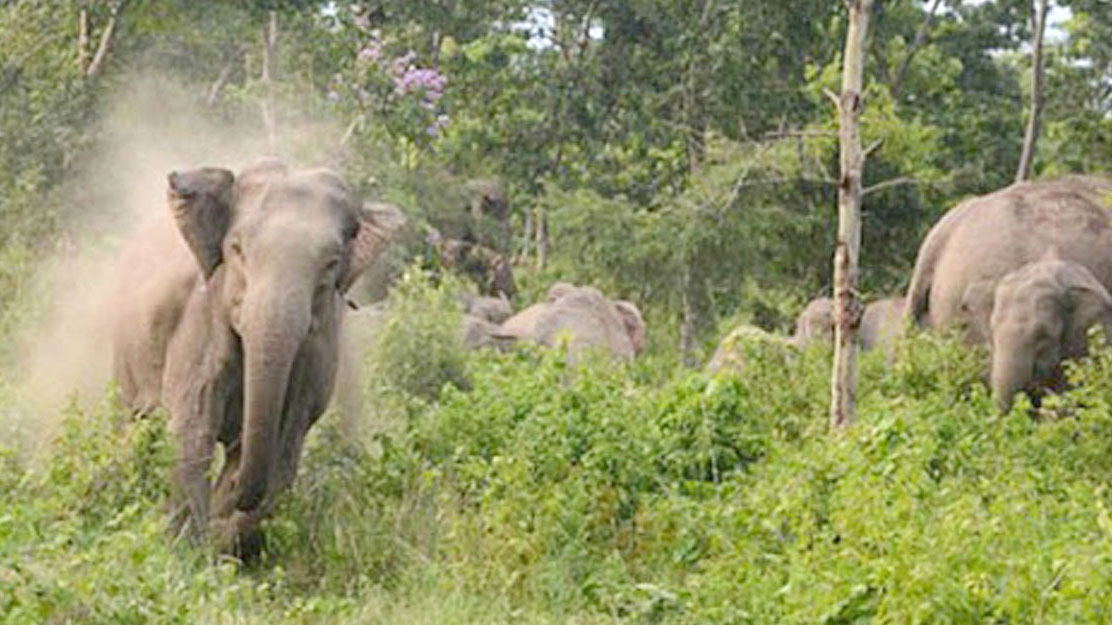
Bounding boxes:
[613,300,646,356]
[791,297,834,348]
[165,159,405,553]
[985,255,1112,412]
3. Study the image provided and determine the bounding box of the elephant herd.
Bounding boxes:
[108,158,1112,560]
[712,175,1112,415]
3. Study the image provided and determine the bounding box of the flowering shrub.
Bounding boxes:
[334,28,450,149]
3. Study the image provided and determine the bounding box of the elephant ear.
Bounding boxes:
[614,300,646,355]
[340,201,407,294]
[1059,263,1112,349]
[167,167,235,279]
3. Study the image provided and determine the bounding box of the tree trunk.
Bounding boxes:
[535,206,549,270]
[1015,0,1050,183]
[261,10,278,151]
[86,1,126,80]
[830,0,874,429]
[78,8,89,73]
[680,267,698,368]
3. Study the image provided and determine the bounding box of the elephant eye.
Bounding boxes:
[229,240,244,257]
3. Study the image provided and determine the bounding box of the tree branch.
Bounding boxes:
[863,176,919,196]
[260,10,278,151]
[205,60,234,106]
[891,0,944,97]
[86,0,126,80]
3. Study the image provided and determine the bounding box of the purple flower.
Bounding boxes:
[426,113,450,138]
[358,41,383,63]
[393,66,446,101]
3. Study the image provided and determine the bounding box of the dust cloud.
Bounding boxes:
[4,72,348,456]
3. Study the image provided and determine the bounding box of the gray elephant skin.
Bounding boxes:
[962,254,1112,411]
[790,295,905,353]
[495,282,646,361]
[906,176,1112,343]
[112,158,405,559]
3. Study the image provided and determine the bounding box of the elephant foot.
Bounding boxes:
[210,510,265,564]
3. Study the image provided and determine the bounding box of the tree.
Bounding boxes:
[830,0,874,429]
[1016,0,1050,182]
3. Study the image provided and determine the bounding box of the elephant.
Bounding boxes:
[436,236,516,299]
[906,176,1112,344]
[961,253,1112,411]
[462,177,511,248]
[458,293,514,349]
[707,325,797,374]
[860,297,906,354]
[111,158,406,559]
[460,292,512,325]
[494,282,646,361]
[791,297,834,347]
[789,295,904,354]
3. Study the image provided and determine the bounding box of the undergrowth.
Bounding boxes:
[6,279,1112,623]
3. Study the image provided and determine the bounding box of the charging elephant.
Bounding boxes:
[111,158,405,559]
[961,254,1112,411]
[906,176,1112,343]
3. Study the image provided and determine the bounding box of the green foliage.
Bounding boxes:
[12,330,1112,622]
[362,266,471,402]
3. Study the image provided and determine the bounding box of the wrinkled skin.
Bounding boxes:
[494,282,646,361]
[906,176,1112,343]
[967,257,1112,411]
[112,159,405,559]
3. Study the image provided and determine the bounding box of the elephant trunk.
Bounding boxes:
[236,284,312,513]
[990,344,1033,413]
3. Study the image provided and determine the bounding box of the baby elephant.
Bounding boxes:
[968,256,1112,411]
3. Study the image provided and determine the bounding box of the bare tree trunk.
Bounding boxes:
[86,1,126,80]
[829,0,874,430]
[260,10,278,152]
[1015,0,1050,183]
[535,207,549,270]
[78,8,89,73]
[520,205,534,263]
[680,269,698,368]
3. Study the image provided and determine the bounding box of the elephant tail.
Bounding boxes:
[905,216,954,329]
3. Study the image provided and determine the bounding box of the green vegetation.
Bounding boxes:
[8,276,1112,622]
[4,0,1112,622]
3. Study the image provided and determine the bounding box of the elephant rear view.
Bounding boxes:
[111,158,405,560]
[905,176,1112,343]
